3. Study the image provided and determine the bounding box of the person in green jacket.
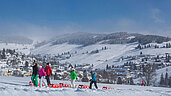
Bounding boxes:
[70,67,77,88]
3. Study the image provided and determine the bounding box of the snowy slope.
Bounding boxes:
[31,43,137,67]
[0,76,171,96]
[0,43,33,55]
[31,41,171,69]
[156,66,171,82]
[31,43,81,55]
[61,44,136,68]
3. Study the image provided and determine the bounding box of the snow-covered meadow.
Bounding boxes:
[0,43,33,55]
[31,42,171,69]
[0,76,171,96]
[0,41,171,96]
[1,41,171,69]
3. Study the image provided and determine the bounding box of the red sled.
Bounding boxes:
[59,83,71,88]
[78,85,90,89]
[29,81,34,86]
[48,84,62,88]
[102,86,114,90]
[29,81,44,87]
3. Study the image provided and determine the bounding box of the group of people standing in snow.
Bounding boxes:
[31,61,98,89]
[31,61,52,87]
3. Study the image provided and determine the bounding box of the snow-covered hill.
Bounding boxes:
[156,66,171,82]
[0,35,33,44]
[0,76,170,96]
[0,43,33,55]
[43,32,171,46]
[31,41,171,69]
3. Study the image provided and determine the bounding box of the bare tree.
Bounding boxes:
[160,73,165,86]
[142,63,157,86]
[82,70,89,82]
[169,76,171,87]
[165,72,169,86]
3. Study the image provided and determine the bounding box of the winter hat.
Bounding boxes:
[68,64,73,68]
[90,71,93,74]
[71,67,75,70]
[90,70,95,74]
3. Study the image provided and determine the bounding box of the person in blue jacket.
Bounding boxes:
[90,71,98,89]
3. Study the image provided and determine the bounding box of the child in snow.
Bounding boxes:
[39,65,47,87]
[31,62,39,87]
[45,62,52,86]
[89,71,98,89]
[141,81,145,86]
[70,67,77,88]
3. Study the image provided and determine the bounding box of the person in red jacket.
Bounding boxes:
[45,62,52,86]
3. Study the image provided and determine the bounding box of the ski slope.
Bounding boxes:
[0,76,170,96]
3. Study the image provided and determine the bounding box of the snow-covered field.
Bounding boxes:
[156,66,171,83]
[0,42,171,96]
[0,43,33,55]
[0,76,170,96]
[31,43,137,68]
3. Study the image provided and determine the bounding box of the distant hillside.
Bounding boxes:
[35,32,171,47]
[0,36,33,44]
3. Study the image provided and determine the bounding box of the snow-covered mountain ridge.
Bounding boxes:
[0,35,33,44]
[34,32,171,47]
[31,41,171,69]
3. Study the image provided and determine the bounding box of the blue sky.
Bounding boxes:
[0,0,171,40]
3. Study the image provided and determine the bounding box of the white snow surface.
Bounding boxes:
[1,41,171,69]
[0,43,33,55]
[31,42,171,69]
[156,66,171,82]
[0,76,170,96]
[31,43,80,55]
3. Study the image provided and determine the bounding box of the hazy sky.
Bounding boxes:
[0,0,171,40]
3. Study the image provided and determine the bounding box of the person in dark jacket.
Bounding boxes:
[89,71,98,89]
[45,63,52,86]
[31,62,39,87]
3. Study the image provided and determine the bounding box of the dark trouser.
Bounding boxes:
[90,81,98,89]
[46,75,51,86]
